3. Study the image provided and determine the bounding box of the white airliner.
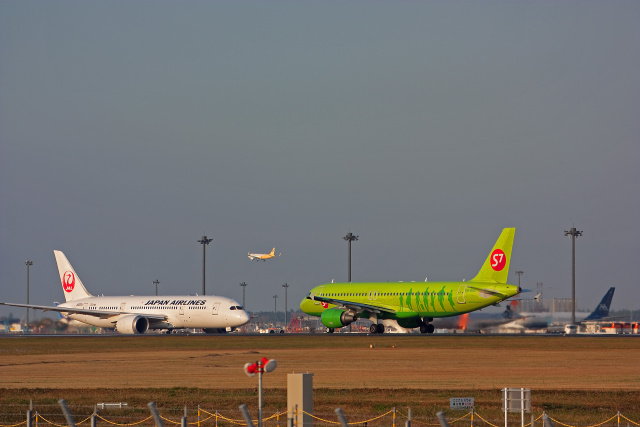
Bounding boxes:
[1,251,250,334]
[248,248,280,261]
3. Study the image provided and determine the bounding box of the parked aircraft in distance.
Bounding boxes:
[0,251,250,334]
[431,301,522,332]
[248,248,280,261]
[502,287,615,331]
[300,228,521,334]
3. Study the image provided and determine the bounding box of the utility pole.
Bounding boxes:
[282,283,289,328]
[240,282,247,309]
[197,235,213,295]
[343,232,359,282]
[25,260,33,331]
[273,295,278,326]
[564,226,583,325]
[153,280,160,296]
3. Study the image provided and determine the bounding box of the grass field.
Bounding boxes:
[1,335,639,425]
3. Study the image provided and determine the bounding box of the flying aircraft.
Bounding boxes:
[501,287,615,331]
[0,251,250,334]
[300,227,520,334]
[248,248,280,261]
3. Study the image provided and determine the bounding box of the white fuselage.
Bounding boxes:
[502,311,592,330]
[60,295,249,330]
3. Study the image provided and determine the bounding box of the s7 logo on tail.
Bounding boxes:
[63,271,75,292]
[490,249,506,271]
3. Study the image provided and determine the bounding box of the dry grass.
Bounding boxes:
[1,335,639,425]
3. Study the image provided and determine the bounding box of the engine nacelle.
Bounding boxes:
[396,317,420,329]
[115,315,149,334]
[321,308,357,329]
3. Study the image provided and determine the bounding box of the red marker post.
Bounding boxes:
[244,357,277,427]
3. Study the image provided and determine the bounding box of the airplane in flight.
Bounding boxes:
[501,287,615,331]
[300,227,521,334]
[0,251,250,334]
[248,248,280,261]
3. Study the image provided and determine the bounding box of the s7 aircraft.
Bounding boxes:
[1,251,250,334]
[300,228,520,333]
[248,248,280,261]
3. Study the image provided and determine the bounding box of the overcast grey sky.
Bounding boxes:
[1,1,639,320]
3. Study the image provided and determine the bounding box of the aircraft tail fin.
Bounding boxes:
[54,250,93,302]
[583,287,615,321]
[270,248,275,255]
[469,228,515,284]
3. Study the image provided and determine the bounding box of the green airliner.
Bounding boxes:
[300,228,519,334]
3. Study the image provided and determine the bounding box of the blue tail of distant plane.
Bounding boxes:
[583,287,615,321]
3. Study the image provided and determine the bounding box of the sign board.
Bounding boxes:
[501,388,531,413]
[450,398,474,411]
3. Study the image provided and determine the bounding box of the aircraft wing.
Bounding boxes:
[306,294,396,314]
[0,302,167,321]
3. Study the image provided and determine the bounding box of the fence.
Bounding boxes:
[1,404,640,427]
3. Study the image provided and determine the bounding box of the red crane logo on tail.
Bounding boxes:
[63,271,75,292]
[490,249,506,271]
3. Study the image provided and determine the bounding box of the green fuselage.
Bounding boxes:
[300,281,519,321]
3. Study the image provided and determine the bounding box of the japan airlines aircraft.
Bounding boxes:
[300,228,520,334]
[0,251,250,334]
[248,248,279,261]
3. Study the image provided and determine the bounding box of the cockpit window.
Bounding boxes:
[236,306,243,310]
[230,306,236,310]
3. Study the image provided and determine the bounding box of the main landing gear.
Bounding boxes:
[369,323,385,334]
[419,318,435,334]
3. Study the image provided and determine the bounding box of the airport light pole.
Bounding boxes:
[282,283,289,328]
[25,260,33,331]
[514,270,524,289]
[343,232,359,282]
[564,226,583,325]
[273,295,278,326]
[240,282,247,309]
[197,235,213,295]
[153,280,160,296]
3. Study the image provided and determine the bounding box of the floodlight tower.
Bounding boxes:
[282,283,289,327]
[564,226,583,325]
[273,295,278,326]
[514,270,524,290]
[25,260,33,330]
[153,280,160,296]
[343,232,359,282]
[240,282,247,309]
[197,235,213,295]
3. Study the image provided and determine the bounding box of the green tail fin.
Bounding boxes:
[469,228,515,284]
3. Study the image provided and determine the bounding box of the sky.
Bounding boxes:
[1,1,639,321]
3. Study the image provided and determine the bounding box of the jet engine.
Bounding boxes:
[396,317,420,329]
[115,315,149,334]
[320,308,358,328]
